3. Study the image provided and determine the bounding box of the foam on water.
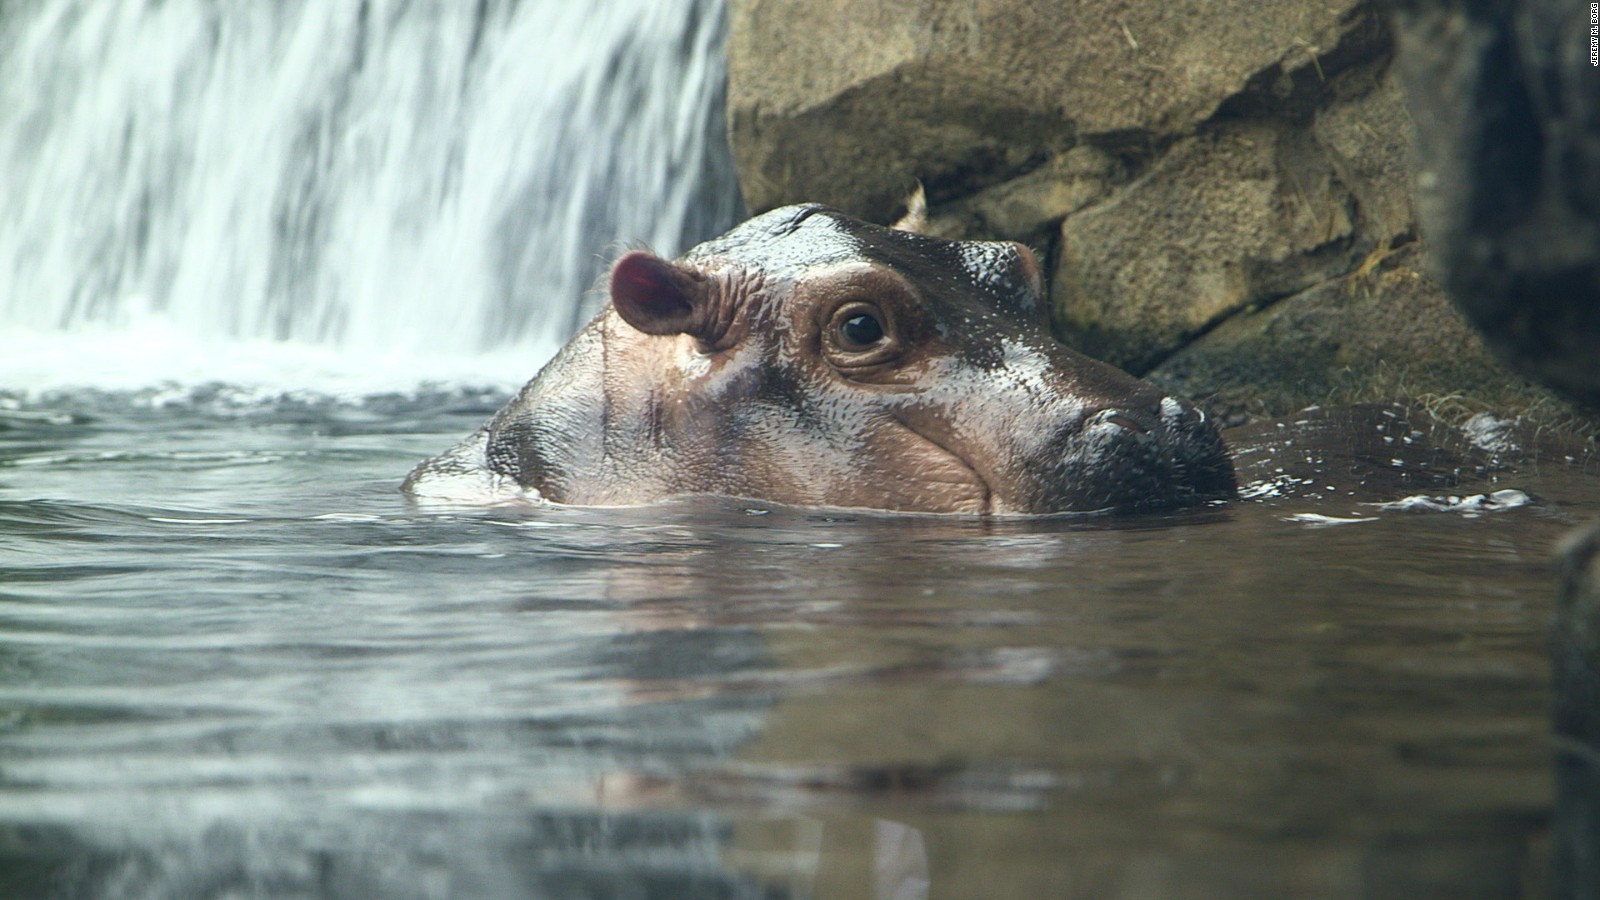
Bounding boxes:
[0,310,551,400]
[1371,488,1534,514]
[0,319,551,401]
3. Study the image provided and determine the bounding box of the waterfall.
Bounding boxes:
[0,0,742,396]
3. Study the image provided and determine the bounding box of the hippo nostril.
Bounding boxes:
[1103,413,1148,434]
[1085,408,1151,435]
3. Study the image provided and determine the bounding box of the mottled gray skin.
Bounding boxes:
[404,205,1235,514]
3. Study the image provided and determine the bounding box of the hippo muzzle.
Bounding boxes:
[404,204,1237,515]
[887,330,1234,514]
[1039,397,1235,514]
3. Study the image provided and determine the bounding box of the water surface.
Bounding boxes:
[2,392,1594,898]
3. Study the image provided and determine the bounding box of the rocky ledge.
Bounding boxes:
[725,0,1591,426]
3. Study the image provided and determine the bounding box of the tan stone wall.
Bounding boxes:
[725,0,1560,422]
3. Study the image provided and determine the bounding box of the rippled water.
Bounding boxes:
[2,392,1597,898]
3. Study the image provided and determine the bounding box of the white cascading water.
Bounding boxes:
[0,0,741,396]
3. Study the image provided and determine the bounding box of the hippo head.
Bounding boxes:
[407,204,1235,514]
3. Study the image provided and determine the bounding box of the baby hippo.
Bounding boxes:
[404,204,1235,514]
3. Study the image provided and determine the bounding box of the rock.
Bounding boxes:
[924,146,1125,245]
[1311,67,1417,247]
[1146,245,1542,421]
[1389,0,1600,408]
[1054,118,1358,374]
[1553,523,1600,897]
[726,0,1367,221]
[1053,62,1431,379]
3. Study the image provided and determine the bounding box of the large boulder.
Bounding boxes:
[726,0,1367,222]
[1388,0,1600,407]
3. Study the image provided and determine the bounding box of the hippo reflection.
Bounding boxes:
[404,205,1235,514]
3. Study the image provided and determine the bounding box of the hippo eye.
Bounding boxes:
[819,294,904,376]
[838,312,885,349]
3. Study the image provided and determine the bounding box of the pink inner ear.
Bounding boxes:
[610,251,697,335]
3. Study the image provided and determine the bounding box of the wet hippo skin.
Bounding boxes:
[404,205,1236,514]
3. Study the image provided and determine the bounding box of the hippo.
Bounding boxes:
[403,204,1235,514]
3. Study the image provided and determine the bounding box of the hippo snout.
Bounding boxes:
[1041,397,1235,514]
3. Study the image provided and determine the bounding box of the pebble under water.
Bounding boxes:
[2,389,1597,899]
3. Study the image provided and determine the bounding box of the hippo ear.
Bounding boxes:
[609,251,708,337]
[890,182,927,234]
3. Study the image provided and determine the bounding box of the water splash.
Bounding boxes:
[0,0,741,396]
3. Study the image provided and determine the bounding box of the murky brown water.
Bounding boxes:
[1,393,1594,898]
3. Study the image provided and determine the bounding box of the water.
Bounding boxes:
[3,1,1599,897]
[1,393,1596,898]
